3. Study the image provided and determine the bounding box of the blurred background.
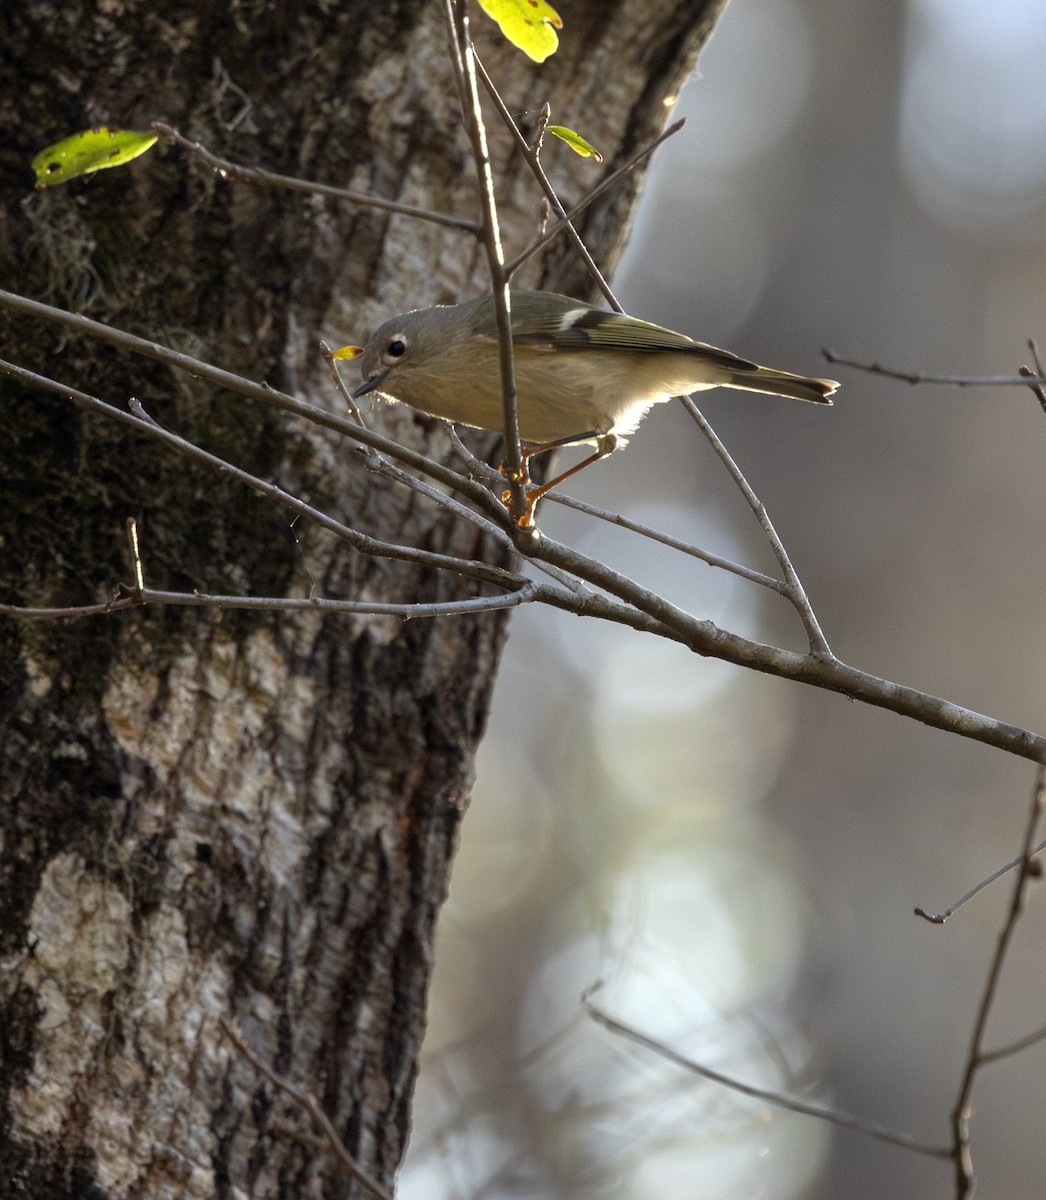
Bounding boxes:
[400,1,1046,1196]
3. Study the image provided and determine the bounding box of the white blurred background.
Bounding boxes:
[401,1,1046,1196]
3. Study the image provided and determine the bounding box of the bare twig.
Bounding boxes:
[949,766,1046,1199]
[0,595,140,620]
[1018,338,1046,413]
[822,349,1046,388]
[503,116,687,284]
[442,0,526,520]
[475,51,681,304]
[546,490,789,594]
[0,585,542,621]
[126,516,145,592]
[318,340,369,426]
[582,983,950,1160]
[979,1020,1046,1066]
[914,836,1046,923]
[152,122,478,233]
[6,350,1046,762]
[679,396,832,656]
[524,527,1046,763]
[220,1018,393,1200]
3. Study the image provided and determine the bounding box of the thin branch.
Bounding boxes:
[152,122,478,233]
[442,0,526,516]
[679,396,832,656]
[220,1019,393,1200]
[504,117,687,282]
[822,349,1046,388]
[949,766,1046,1199]
[475,53,614,302]
[6,342,1046,762]
[546,490,789,594]
[126,516,145,591]
[582,984,950,1161]
[979,1021,1046,1066]
[914,836,1046,923]
[318,341,369,426]
[0,594,139,620]
[1,584,542,621]
[442,423,502,481]
[1018,337,1046,413]
[524,527,1046,763]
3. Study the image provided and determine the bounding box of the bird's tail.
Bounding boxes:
[724,366,838,405]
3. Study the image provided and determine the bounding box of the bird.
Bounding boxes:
[340,289,837,524]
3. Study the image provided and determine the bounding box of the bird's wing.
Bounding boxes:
[509,304,759,372]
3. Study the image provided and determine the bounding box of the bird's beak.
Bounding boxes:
[331,344,387,399]
[352,368,387,399]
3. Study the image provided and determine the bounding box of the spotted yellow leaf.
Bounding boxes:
[32,128,157,188]
[476,0,562,63]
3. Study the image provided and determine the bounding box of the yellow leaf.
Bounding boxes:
[546,124,603,163]
[32,128,158,188]
[332,345,364,361]
[476,0,562,63]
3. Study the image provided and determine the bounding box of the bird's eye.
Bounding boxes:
[385,337,407,360]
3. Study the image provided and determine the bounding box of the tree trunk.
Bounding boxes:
[0,2,724,1195]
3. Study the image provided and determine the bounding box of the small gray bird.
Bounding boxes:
[340,289,836,521]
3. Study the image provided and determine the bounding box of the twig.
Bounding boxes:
[0,595,141,620]
[582,983,950,1160]
[126,516,145,592]
[822,349,1046,388]
[152,122,478,233]
[546,490,789,594]
[220,1018,393,1200]
[678,396,832,656]
[0,585,541,621]
[475,53,613,302]
[525,527,1046,763]
[1018,338,1046,414]
[914,837,1046,923]
[503,117,688,282]
[318,340,369,426]
[949,766,1046,1199]
[979,1021,1046,1066]
[442,0,526,519]
[442,424,502,481]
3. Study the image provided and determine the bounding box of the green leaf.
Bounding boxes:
[476,0,562,62]
[32,128,158,188]
[546,124,603,163]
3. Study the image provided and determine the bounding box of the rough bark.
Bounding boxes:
[0,1,725,1196]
